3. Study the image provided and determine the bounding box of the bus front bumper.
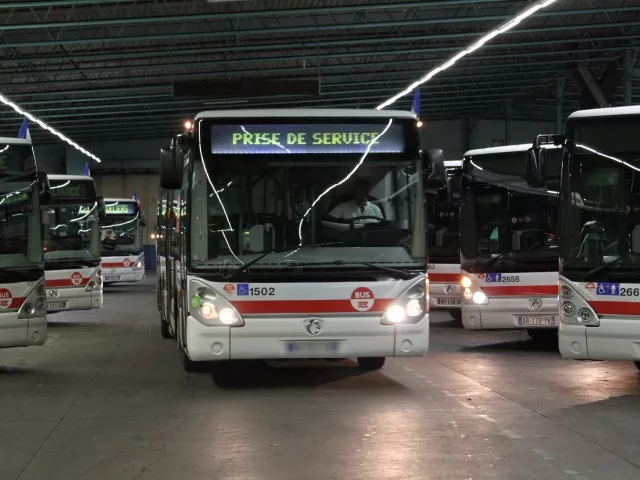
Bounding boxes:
[462,296,558,330]
[185,314,429,362]
[0,313,46,348]
[46,287,103,313]
[560,319,640,361]
[429,282,462,310]
[103,269,144,283]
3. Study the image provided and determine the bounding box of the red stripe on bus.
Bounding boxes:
[589,301,640,316]
[483,285,557,296]
[102,262,129,268]
[429,273,460,283]
[0,297,26,311]
[231,298,394,315]
[46,278,89,287]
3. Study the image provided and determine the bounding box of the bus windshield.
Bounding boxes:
[188,118,425,276]
[460,147,561,273]
[0,143,43,277]
[561,116,640,282]
[100,201,143,255]
[43,178,100,265]
[428,168,460,263]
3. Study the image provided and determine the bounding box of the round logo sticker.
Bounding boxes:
[0,288,12,310]
[123,258,131,267]
[71,272,83,286]
[351,287,375,312]
[223,284,236,295]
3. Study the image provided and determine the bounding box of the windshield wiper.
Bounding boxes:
[223,242,343,281]
[334,260,417,280]
[584,252,640,281]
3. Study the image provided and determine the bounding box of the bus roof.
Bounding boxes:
[48,174,94,182]
[568,105,640,120]
[463,143,561,157]
[194,108,416,120]
[0,137,32,146]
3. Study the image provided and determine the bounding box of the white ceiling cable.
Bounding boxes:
[376,0,559,110]
[0,92,102,163]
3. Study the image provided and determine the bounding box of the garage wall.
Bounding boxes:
[92,173,159,245]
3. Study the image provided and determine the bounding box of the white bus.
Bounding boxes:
[528,106,640,368]
[459,144,562,342]
[100,198,146,284]
[158,108,445,372]
[43,175,104,312]
[427,160,463,321]
[0,137,50,348]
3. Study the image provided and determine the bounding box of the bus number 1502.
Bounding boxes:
[250,287,275,296]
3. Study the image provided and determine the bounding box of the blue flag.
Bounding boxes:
[81,161,90,176]
[411,89,420,117]
[17,117,30,141]
[133,192,139,201]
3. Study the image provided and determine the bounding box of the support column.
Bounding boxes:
[624,49,633,106]
[504,101,512,145]
[556,78,565,133]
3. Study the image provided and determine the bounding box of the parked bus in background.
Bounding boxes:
[0,137,50,348]
[43,175,104,313]
[527,106,640,368]
[459,144,562,343]
[427,160,462,321]
[157,109,445,372]
[100,198,146,284]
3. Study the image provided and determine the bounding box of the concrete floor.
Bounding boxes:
[1,275,640,480]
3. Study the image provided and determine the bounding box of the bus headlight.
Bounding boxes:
[189,280,244,327]
[385,305,406,324]
[18,281,46,319]
[381,278,427,325]
[472,291,488,304]
[463,288,473,300]
[461,276,472,288]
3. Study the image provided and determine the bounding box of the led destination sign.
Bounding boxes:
[50,180,95,201]
[105,203,137,215]
[210,123,406,155]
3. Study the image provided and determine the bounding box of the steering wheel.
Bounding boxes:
[347,216,385,229]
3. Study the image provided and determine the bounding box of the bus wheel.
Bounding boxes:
[357,357,386,372]
[449,309,462,323]
[161,317,172,339]
[634,361,640,371]
[182,349,204,373]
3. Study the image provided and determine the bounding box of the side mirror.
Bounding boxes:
[96,196,106,219]
[36,171,51,205]
[525,147,546,188]
[139,213,147,228]
[423,149,447,189]
[160,144,182,190]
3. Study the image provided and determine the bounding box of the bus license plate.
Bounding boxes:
[47,301,67,310]
[516,315,557,326]
[437,298,461,305]
[285,341,339,356]
[104,275,121,282]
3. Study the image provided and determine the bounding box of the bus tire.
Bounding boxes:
[357,357,385,371]
[161,317,172,339]
[449,309,462,323]
[634,361,640,371]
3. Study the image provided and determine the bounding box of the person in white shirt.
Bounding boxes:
[329,177,384,224]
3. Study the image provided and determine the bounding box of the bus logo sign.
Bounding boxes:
[351,287,375,312]
[304,318,323,336]
[0,288,12,310]
[223,284,236,295]
[71,272,83,286]
[123,258,131,267]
